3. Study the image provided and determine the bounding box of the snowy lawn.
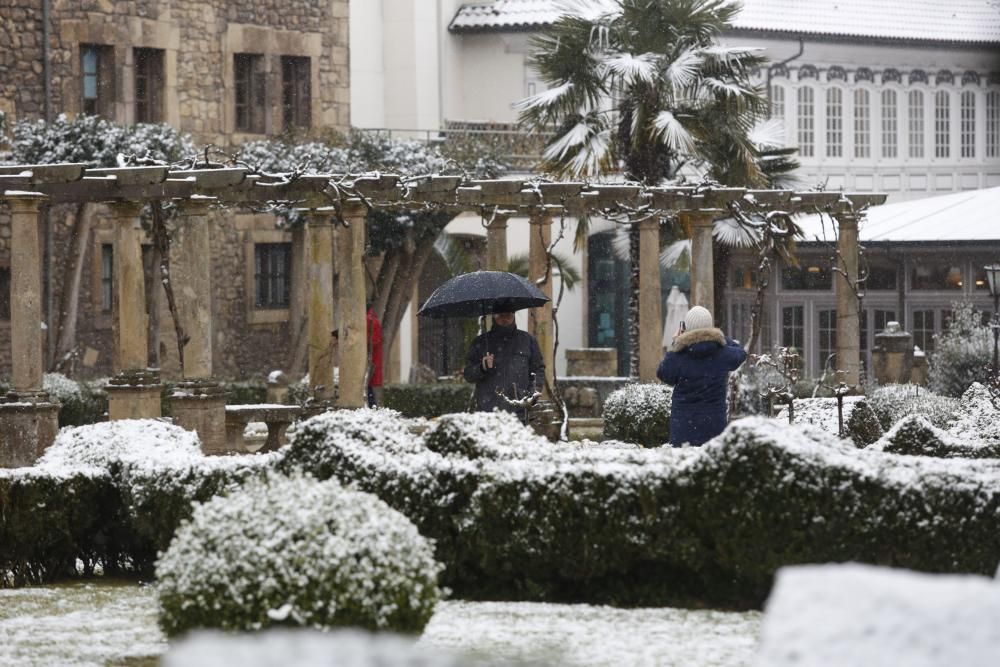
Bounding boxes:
[0,582,761,666]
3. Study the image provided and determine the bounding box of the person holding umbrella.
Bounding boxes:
[463,311,544,420]
[418,271,549,422]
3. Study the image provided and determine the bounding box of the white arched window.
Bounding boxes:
[826,88,843,157]
[960,91,976,158]
[988,91,1000,158]
[771,84,785,120]
[881,89,898,158]
[854,89,870,158]
[935,90,950,158]
[797,86,814,157]
[908,90,925,158]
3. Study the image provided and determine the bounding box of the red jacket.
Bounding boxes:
[366,308,384,387]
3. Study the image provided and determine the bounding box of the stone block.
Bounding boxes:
[565,348,618,377]
[872,323,914,385]
[0,394,60,468]
[171,380,227,454]
[106,369,162,420]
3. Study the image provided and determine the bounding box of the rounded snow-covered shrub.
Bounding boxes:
[867,414,1000,458]
[946,382,1000,445]
[37,419,202,471]
[867,384,959,431]
[844,400,883,446]
[384,383,473,418]
[42,373,108,426]
[155,472,443,637]
[602,383,672,446]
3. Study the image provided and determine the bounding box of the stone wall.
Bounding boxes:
[0,0,350,143]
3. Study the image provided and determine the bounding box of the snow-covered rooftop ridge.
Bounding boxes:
[450,0,1000,44]
[795,186,1000,243]
[758,563,1000,666]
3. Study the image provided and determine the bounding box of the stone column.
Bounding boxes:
[835,211,861,388]
[308,208,336,402]
[0,193,59,467]
[681,210,719,314]
[638,216,662,381]
[169,197,227,453]
[337,200,368,408]
[106,201,161,420]
[528,211,554,395]
[486,210,510,271]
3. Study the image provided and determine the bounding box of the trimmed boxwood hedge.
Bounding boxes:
[383,383,473,418]
[281,408,1000,608]
[1,420,278,586]
[601,383,672,446]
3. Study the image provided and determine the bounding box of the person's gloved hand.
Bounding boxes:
[481,353,495,371]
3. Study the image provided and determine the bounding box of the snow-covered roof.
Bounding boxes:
[795,187,1000,244]
[450,0,1000,44]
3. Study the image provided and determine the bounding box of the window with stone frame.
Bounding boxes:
[910,263,962,290]
[935,91,951,158]
[797,86,815,157]
[908,90,925,158]
[281,56,312,131]
[881,89,898,158]
[254,243,292,309]
[988,91,1000,159]
[81,44,115,117]
[854,89,871,158]
[826,87,843,157]
[101,243,113,314]
[0,266,10,320]
[781,262,833,291]
[234,53,266,134]
[134,48,164,124]
[781,305,804,354]
[960,90,976,158]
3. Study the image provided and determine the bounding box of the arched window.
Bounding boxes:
[854,89,870,158]
[797,86,814,157]
[988,91,999,158]
[771,84,785,121]
[961,91,976,158]
[881,89,898,158]
[826,88,843,157]
[935,90,951,158]
[909,90,925,158]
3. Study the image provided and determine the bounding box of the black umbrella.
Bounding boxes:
[417,270,549,319]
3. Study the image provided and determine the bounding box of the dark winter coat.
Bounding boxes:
[463,323,544,419]
[657,327,747,447]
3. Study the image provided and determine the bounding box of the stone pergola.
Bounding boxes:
[0,162,885,464]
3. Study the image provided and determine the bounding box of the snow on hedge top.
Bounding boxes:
[155,471,443,634]
[773,396,864,435]
[948,382,1000,443]
[163,628,489,667]
[36,419,202,475]
[758,563,1000,667]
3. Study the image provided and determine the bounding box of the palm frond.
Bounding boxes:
[507,251,583,291]
[664,47,703,89]
[651,110,697,153]
[514,81,575,112]
[713,217,759,247]
[543,119,597,161]
[566,128,614,177]
[660,239,691,271]
[748,117,786,149]
[602,52,658,83]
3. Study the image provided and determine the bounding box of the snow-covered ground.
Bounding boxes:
[0,582,761,666]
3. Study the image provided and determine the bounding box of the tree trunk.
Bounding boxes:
[381,239,435,361]
[51,203,92,372]
[628,224,640,378]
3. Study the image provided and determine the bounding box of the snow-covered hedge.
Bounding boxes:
[156,472,443,637]
[866,384,959,431]
[758,563,1000,667]
[1,420,278,584]
[384,383,473,418]
[928,302,993,397]
[283,408,1000,606]
[867,415,1000,458]
[601,383,672,446]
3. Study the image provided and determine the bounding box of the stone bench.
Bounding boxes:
[224,404,302,453]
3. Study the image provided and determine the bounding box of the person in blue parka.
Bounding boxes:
[657,305,747,446]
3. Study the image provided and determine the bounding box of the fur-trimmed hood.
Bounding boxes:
[671,327,726,353]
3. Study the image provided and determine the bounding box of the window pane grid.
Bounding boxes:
[826,88,843,157]
[881,89,897,158]
[988,91,1000,158]
[908,90,925,158]
[101,244,113,314]
[912,310,935,353]
[961,91,976,158]
[782,305,804,353]
[818,309,837,372]
[935,91,950,158]
[254,244,292,309]
[797,87,814,157]
[854,89,870,158]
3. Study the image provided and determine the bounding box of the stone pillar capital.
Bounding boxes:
[680,208,723,227]
[306,207,336,227]
[108,200,145,220]
[340,198,367,219]
[177,196,216,216]
[3,191,49,213]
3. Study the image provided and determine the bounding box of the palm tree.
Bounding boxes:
[517,0,792,375]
